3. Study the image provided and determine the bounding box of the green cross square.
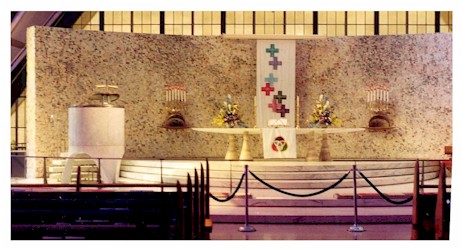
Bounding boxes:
[273,91,287,104]
[266,44,279,57]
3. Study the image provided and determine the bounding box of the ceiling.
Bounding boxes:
[11,11,82,105]
[11,11,64,70]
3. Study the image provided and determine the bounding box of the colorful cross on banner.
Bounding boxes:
[276,104,290,117]
[261,83,275,96]
[256,40,296,128]
[266,44,279,57]
[265,73,278,86]
[269,57,282,70]
[273,91,287,103]
[268,99,281,112]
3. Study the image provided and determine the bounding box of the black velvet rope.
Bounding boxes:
[357,170,413,205]
[210,173,245,202]
[249,170,351,197]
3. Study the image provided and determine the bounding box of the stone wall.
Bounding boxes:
[27,26,452,176]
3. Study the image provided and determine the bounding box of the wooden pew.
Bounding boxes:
[11,162,212,240]
[181,163,212,240]
[435,161,450,240]
[444,146,452,176]
[204,160,213,237]
[11,189,182,239]
[411,160,451,240]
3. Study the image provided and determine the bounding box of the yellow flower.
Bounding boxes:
[307,94,341,128]
[212,94,247,128]
[212,116,225,127]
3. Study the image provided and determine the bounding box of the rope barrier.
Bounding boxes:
[210,172,245,202]
[357,170,413,205]
[249,170,351,197]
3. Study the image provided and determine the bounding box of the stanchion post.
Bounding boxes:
[43,157,48,184]
[97,158,102,185]
[76,165,81,192]
[348,163,364,232]
[160,159,164,192]
[239,165,256,232]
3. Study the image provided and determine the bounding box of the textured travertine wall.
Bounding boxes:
[27,26,452,176]
[296,34,452,159]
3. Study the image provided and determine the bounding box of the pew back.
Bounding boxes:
[11,190,183,240]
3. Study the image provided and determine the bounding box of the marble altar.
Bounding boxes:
[191,128,365,161]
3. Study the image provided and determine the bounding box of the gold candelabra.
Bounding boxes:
[367,85,389,113]
[163,85,187,128]
[366,85,393,129]
[165,85,187,111]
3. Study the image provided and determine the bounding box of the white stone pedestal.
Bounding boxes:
[319,133,332,161]
[62,105,125,183]
[239,131,253,161]
[305,131,318,161]
[225,135,239,160]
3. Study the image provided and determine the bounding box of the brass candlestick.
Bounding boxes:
[296,95,300,128]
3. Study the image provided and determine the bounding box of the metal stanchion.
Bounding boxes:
[348,164,364,232]
[160,159,164,192]
[239,165,256,232]
[76,166,81,192]
[43,157,48,184]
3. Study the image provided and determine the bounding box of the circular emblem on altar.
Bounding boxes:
[272,136,288,152]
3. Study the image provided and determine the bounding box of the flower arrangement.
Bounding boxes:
[212,94,248,128]
[307,94,341,128]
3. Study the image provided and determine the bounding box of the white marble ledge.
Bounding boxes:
[191,128,261,134]
[191,127,365,134]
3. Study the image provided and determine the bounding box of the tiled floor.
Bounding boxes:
[209,223,412,240]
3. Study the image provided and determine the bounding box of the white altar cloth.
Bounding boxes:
[262,128,297,159]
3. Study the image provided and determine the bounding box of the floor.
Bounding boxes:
[209,223,411,240]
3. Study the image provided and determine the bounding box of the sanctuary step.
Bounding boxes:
[47,159,99,183]
[116,159,440,190]
[114,159,443,224]
[206,178,449,224]
[39,158,448,224]
[48,159,440,191]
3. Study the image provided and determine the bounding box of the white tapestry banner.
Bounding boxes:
[256,40,296,128]
[262,128,297,159]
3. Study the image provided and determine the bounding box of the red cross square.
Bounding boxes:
[268,99,281,112]
[276,104,290,117]
[261,83,275,96]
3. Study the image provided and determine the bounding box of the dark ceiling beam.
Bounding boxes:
[11,38,25,48]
